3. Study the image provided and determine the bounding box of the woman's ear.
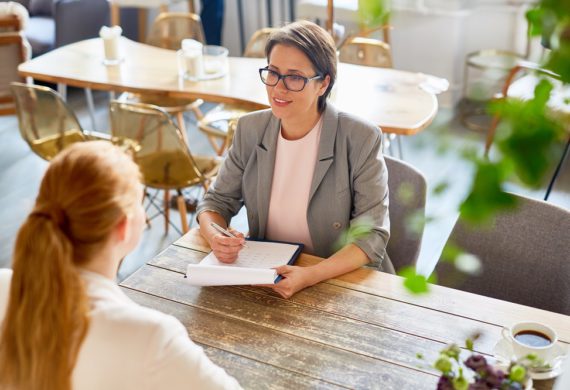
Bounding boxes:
[114,216,128,242]
[319,74,331,96]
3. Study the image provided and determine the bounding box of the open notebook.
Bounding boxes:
[185,240,303,286]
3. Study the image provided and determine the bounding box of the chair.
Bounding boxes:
[109,100,222,234]
[0,3,31,115]
[0,33,30,115]
[384,155,427,270]
[436,193,570,315]
[338,36,392,68]
[0,1,25,33]
[118,11,206,144]
[10,82,109,160]
[146,11,204,50]
[197,28,278,156]
[110,0,195,42]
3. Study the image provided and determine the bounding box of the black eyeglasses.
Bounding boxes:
[259,67,322,92]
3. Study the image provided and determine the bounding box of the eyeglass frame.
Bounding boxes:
[258,67,323,92]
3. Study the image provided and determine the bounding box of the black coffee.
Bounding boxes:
[514,330,552,347]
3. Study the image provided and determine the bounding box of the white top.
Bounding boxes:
[265,117,323,252]
[0,268,241,390]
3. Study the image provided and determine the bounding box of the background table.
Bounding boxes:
[19,37,438,135]
[119,229,570,389]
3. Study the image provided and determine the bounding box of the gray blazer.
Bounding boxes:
[197,104,393,272]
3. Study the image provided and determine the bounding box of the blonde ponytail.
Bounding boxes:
[0,141,141,390]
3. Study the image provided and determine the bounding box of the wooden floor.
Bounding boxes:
[1,88,568,281]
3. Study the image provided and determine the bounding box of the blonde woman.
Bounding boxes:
[0,142,240,390]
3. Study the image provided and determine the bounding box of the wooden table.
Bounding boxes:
[119,229,570,389]
[18,37,439,135]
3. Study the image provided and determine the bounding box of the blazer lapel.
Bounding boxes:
[309,104,339,201]
[256,114,280,237]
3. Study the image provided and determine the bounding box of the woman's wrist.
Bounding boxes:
[305,264,327,287]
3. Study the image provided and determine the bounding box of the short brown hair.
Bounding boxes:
[265,20,337,113]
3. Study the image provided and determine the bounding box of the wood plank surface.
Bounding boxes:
[151,244,503,353]
[172,232,570,343]
[154,242,570,350]
[18,38,439,135]
[120,231,568,390]
[122,286,438,389]
[200,345,348,389]
[122,264,447,373]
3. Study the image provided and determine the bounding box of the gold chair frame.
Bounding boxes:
[109,100,221,234]
[11,82,110,160]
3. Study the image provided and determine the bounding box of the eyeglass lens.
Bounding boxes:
[260,69,307,92]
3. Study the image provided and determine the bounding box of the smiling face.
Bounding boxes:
[266,44,330,126]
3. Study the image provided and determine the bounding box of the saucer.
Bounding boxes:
[493,338,568,380]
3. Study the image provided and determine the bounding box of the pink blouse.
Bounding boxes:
[265,117,323,252]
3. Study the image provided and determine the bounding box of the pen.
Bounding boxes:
[210,222,249,248]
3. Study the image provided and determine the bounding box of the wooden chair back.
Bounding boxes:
[243,28,277,58]
[147,12,205,50]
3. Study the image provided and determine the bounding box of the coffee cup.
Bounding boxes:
[502,321,558,363]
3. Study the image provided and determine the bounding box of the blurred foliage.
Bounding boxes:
[460,160,517,223]
[355,0,569,295]
[358,0,390,28]
[398,266,437,294]
[333,216,375,251]
[489,79,565,187]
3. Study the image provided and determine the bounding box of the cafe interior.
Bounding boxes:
[0,0,569,388]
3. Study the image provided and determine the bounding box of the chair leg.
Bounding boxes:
[164,189,170,235]
[396,135,404,160]
[177,191,189,233]
[84,88,97,131]
[176,112,189,145]
[206,134,223,155]
[485,115,501,158]
[57,83,67,100]
[191,105,204,120]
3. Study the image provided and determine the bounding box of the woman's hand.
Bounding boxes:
[271,265,316,299]
[210,227,245,263]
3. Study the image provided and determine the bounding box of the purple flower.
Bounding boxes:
[464,355,488,371]
[468,382,491,390]
[484,367,505,388]
[437,376,454,390]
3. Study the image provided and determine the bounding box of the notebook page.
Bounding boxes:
[200,240,300,269]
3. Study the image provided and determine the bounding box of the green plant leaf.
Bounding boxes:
[432,181,449,196]
[526,8,544,37]
[399,267,430,294]
[459,160,517,224]
[358,0,391,28]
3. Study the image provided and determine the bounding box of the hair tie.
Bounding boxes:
[31,203,69,231]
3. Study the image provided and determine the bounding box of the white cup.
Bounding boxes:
[502,321,558,363]
[178,39,204,80]
[103,37,120,64]
[99,26,123,65]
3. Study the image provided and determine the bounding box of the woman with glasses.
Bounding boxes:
[0,142,241,390]
[197,21,393,298]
